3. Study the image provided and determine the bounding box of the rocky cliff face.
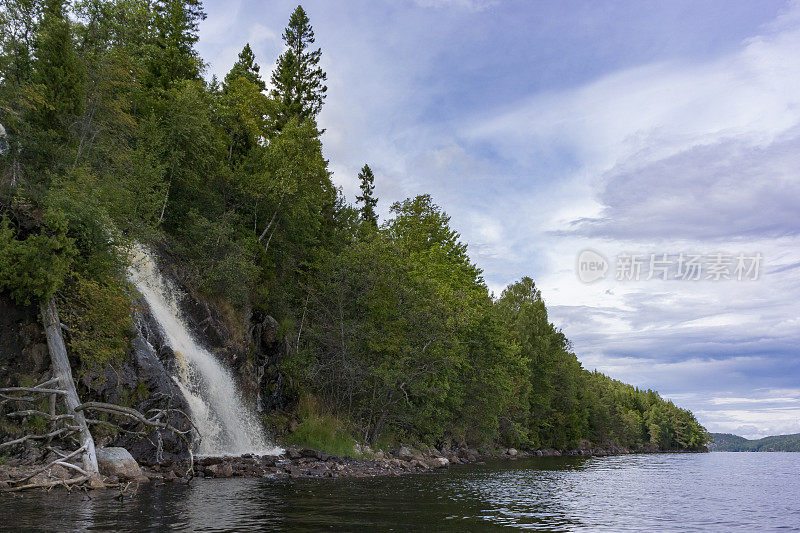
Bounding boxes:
[0,296,49,389]
[1,247,294,465]
[0,293,193,464]
[152,245,295,415]
[90,304,194,464]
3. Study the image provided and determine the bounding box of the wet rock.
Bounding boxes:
[286,448,302,460]
[206,463,234,478]
[507,448,518,457]
[410,459,428,470]
[426,457,449,469]
[109,320,194,464]
[199,456,224,467]
[97,448,144,481]
[299,447,331,461]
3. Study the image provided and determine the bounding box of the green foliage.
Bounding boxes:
[0,210,75,304]
[356,164,378,227]
[224,43,266,92]
[711,432,800,452]
[32,0,85,134]
[0,0,708,454]
[285,396,356,457]
[57,271,133,368]
[172,209,258,306]
[270,5,327,130]
[148,0,206,89]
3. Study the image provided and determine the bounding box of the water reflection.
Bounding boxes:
[4,453,800,532]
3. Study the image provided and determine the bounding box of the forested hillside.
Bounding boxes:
[0,0,709,453]
[711,433,800,452]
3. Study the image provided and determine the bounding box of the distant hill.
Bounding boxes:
[710,433,800,452]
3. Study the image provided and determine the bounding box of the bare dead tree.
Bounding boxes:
[40,297,101,476]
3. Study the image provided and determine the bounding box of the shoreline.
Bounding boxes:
[0,445,708,490]
[129,444,709,482]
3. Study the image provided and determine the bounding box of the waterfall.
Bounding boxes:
[127,245,282,457]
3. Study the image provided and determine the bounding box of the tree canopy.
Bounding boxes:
[0,1,709,452]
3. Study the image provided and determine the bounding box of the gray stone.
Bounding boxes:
[427,457,449,468]
[96,447,144,481]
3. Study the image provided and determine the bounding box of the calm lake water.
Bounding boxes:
[3,453,799,531]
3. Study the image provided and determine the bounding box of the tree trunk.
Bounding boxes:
[40,297,99,477]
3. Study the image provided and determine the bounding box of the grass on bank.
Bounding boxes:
[283,396,356,457]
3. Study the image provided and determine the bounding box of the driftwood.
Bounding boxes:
[40,296,100,476]
[1,298,199,491]
[0,427,78,449]
[76,401,198,474]
[2,475,92,493]
[6,410,75,422]
[13,445,87,484]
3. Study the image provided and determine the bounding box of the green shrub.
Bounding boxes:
[285,396,356,457]
[58,273,134,369]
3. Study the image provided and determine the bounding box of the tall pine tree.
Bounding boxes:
[356,164,378,226]
[149,0,206,89]
[224,43,266,91]
[270,5,327,130]
[33,0,85,135]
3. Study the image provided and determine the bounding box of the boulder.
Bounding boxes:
[426,457,449,468]
[507,448,518,457]
[396,446,412,459]
[206,463,234,478]
[96,447,145,481]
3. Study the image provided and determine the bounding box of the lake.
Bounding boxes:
[4,453,799,531]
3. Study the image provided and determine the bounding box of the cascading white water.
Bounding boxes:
[128,245,282,457]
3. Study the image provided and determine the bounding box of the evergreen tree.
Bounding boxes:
[150,0,206,89]
[270,5,327,130]
[224,43,266,91]
[33,0,85,134]
[356,164,378,226]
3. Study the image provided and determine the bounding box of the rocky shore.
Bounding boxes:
[0,443,707,491]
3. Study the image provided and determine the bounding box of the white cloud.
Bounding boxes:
[197,1,800,438]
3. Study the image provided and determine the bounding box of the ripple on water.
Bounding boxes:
[3,453,799,532]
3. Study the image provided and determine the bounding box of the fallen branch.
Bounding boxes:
[0,387,67,395]
[55,461,89,477]
[85,418,147,436]
[12,445,86,484]
[76,401,197,475]
[7,410,74,422]
[0,393,34,405]
[76,402,191,435]
[0,426,78,449]
[1,475,91,493]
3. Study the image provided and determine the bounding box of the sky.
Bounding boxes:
[197,0,800,439]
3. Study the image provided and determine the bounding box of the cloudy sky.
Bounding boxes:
[198,0,800,439]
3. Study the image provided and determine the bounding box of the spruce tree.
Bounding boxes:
[33,0,85,134]
[225,43,266,91]
[356,164,378,226]
[270,5,327,130]
[150,0,206,89]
